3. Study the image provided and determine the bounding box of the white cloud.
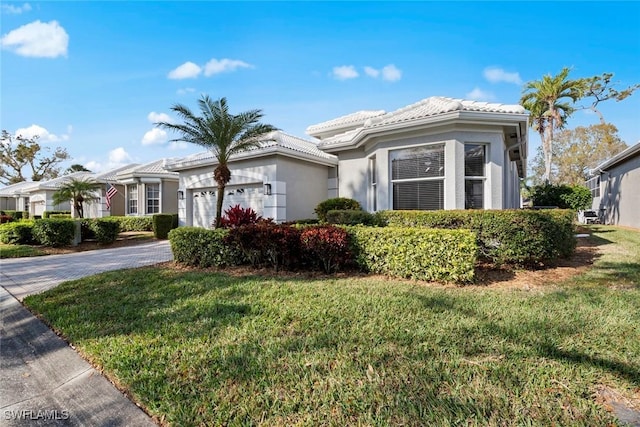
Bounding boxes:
[483,67,522,85]
[203,58,252,76]
[364,66,380,78]
[177,87,195,95]
[108,147,132,163]
[466,87,496,101]
[147,111,173,124]
[141,128,168,146]
[169,141,188,150]
[1,20,68,58]
[84,160,103,172]
[1,3,32,14]
[332,65,359,80]
[14,124,69,142]
[168,61,202,79]
[381,64,402,82]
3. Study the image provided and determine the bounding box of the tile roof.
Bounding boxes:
[0,180,39,196]
[34,172,94,189]
[306,110,386,136]
[94,164,140,182]
[318,96,527,148]
[166,131,337,170]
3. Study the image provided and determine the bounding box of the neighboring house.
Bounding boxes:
[307,96,528,211]
[0,161,179,219]
[587,142,640,229]
[115,160,179,217]
[165,131,338,227]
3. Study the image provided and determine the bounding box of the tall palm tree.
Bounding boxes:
[156,95,277,228]
[520,68,584,183]
[52,177,102,218]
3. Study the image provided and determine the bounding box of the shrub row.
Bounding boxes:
[0,220,35,244]
[152,214,177,239]
[0,210,28,220]
[106,216,154,231]
[325,209,382,226]
[377,209,576,265]
[349,226,476,282]
[314,197,362,222]
[42,210,71,218]
[169,223,475,281]
[31,219,76,247]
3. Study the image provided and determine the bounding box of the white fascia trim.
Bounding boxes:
[592,141,640,172]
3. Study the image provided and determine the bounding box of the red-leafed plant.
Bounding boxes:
[225,223,301,271]
[219,204,262,228]
[300,225,353,273]
[0,215,14,224]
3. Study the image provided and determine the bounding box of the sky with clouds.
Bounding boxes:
[1,1,639,176]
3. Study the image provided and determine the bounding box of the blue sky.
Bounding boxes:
[1,1,639,175]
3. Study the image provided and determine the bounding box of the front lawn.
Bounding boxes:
[0,243,45,258]
[24,226,640,426]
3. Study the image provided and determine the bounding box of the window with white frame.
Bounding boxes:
[464,144,485,209]
[586,175,600,198]
[128,184,138,215]
[369,156,377,211]
[390,144,444,210]
[146,183,160,214]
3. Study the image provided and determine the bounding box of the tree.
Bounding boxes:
[520,68,584,183]
[65,164,91,174]
[52,177,102,218]
[529,123,628,185]
[0,130,70,185]
[578,73,640,124]
[156,95,278,228]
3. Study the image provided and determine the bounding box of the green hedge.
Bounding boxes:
[32,219,75,247]
[101,216,154,231]
[168,227,237,268]
[43,210,72,219]
[90,219,121,244]
[326,209,381,226]
[348,226,476,282]
[1,210,25,220]
[153,214,176,239]
[0,220,35,244]
[315,197,362,222]
[377,210,576,265]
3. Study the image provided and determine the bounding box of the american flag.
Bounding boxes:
[105,183,118,209]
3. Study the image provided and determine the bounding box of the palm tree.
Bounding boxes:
[52,177,102,218]
[520,68,583,183]
[156,95,277,228]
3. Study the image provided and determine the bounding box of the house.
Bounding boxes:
[0,160,179,219]
[167,96,528,227]
[165,131,338,227]
[587,141,640,229]
[307,96,528,212]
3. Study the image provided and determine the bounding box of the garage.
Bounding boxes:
[192,184,264,228]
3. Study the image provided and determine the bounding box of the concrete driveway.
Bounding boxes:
[0,241,173,426]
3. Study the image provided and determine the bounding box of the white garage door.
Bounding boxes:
[192,185,264,228]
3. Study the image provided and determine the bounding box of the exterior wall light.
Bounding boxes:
[264,183,272,195]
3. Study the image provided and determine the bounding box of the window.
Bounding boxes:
[465,144,485,209]
[128,184,138,214]
[391,144,444,210]
[146,183,160,214]
[369,156,377,211]
[586,176,600,198]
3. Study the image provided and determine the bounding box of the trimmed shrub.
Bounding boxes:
[326,209,381,226]
[90,219,120,244]
[530,184,592,210]
[348,226,477,282]
[314,197,362,222]
[169,227,236,268]
[153,214,175,239]
[0,220,35,244]
[1,210,23,220]
[300,225,353,273]
[80,218,96,240]
[43,210,72,219]
[226,223,301,271]
[219,205,263,228]
[32,219,75,247]
[377,209,576,265]
[101,216,153,231]
[289,218,320,225]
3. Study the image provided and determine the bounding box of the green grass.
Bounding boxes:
[24,226,640,426]
[0,243,45,258]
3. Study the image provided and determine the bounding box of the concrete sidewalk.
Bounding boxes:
[0,241,173,426]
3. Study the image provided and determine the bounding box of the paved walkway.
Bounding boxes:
[0,241,173,426]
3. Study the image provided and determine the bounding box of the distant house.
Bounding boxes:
[167,97,529,227]
[587,142,640,229]
[307,96,528,211]
[0,160,179,219]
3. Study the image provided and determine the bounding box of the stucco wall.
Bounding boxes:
[162,180,179,214]
[599,152,640,228]
[275,157,330,220]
